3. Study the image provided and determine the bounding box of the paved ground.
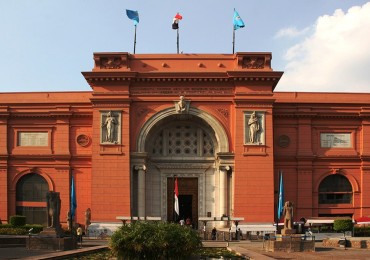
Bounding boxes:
[232,241,370,260]
[2,237,370,259]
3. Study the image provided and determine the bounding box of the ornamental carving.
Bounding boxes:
[217,108,229,118]
[93,53,129,70]
[76,134,91,147]
[175,96,190,114]
[100,57,124,69]
[278,135,290,148]
[242,57,265,69]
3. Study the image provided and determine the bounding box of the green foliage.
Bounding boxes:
[109,221,202,260]
[0,224,43,235]
[9,215,26,226]
[354,225,370,237]
[333,219,353,233]
[0,228,28,235]
[24,224,43,234]
[0,224,13,229]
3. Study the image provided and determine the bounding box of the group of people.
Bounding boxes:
[210,227,242,241]
[179,217,193,228]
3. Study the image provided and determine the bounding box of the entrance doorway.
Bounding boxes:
[167,177,198,228]
[179,195,192,223]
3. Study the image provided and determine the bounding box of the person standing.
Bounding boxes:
[76,225,83,248]
[211,227,217,240]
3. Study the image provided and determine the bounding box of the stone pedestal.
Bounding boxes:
[28,236,76,250]
[281,228,296,235]
[39,227,63,237]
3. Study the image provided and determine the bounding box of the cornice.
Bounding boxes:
[273,113,362,119]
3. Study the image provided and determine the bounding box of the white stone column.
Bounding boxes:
[219,165,229,217]
[135,165,146,217]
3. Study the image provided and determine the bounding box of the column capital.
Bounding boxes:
[135,165,147,171]
[219,165,231,172]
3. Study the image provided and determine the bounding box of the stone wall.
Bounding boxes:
[265,239,315,252]
[323,238,370,249]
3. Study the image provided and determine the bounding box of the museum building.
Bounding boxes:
[1,52,370,232]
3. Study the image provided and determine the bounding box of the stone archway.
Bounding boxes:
[137,107,229,153]
[132,107,233,224]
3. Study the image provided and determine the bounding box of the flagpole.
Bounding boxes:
[173,175,176,222]
[69,169,73,232]
[232,28,235,54]
[276,170,280,233]
[133,25,137,54]
[177,28,179,54]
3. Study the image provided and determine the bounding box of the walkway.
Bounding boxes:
[3,237,370,259]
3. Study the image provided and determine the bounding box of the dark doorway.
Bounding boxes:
[167,177,198,228]
[179,195,192,221]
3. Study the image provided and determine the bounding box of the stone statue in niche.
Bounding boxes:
[248,111,260,143]
[46,191,61,228]
[101,111,119,143]
[175,96,190,114]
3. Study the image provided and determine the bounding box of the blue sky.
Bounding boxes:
[0,1,369,93]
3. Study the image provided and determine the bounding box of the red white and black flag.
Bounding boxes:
[174,177,179,219]
[172,13,183,29]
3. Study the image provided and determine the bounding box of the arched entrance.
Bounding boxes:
[16,173,49,225]
[131,107,234,227]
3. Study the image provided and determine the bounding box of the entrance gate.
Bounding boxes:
[167,177,198,228]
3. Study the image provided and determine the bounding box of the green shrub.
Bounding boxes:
[0,224,43,235]
[9,215,26,227]
[354,225,370,237]
[110,221,202,260]
[24,224,43,234]
[333,219,353,233]
[0,228,28,235]
[0,224,13,229]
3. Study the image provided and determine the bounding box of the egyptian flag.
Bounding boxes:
[172,13,183,29]
[174,178,179,219]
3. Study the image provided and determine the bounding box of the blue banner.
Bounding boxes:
[126,9,139,26]
[71,175,77,219]
[233,9,245,30]
[277,171,284,220]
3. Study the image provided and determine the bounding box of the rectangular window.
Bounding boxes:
[320,133,351,148]
[319,193,352,204]
[17,132,48,146]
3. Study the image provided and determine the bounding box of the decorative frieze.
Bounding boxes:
[237,53,272,70]
[130,87,233,96]
[93,53,129,70]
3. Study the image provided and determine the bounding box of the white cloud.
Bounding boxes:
[275,27,310,39]
[276,3,370,93]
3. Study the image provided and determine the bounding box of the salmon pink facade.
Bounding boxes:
[0,52,369,233]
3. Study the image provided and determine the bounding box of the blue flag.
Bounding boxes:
[233,9,245,30]
[70,175,77,219]
[277,171,284,220]
[126,9,139,26]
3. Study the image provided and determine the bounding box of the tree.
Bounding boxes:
[333,219,353,233]
[109,221,202,260]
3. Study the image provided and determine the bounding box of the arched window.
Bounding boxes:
[16,173,49,225]
[148,122,215,158]
[318,174,352,204]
